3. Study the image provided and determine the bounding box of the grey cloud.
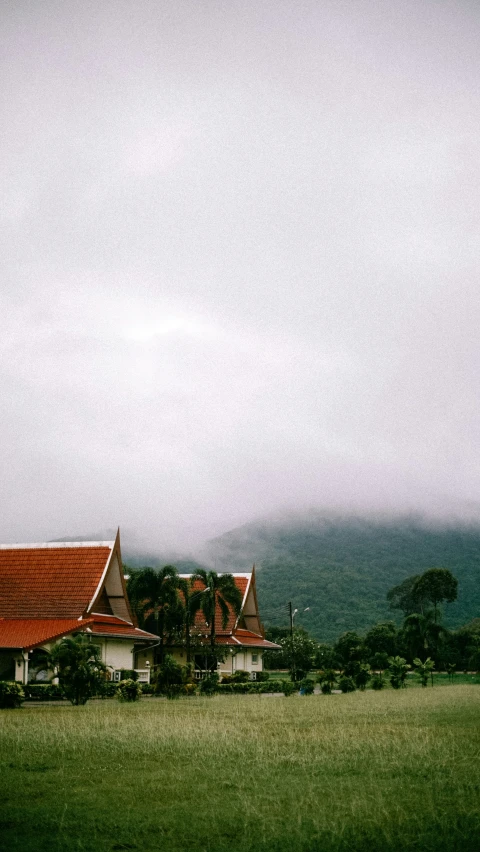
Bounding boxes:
[1,1,480,553]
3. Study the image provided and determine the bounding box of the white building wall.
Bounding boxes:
[101,639,135,672]
[217,649,263,675]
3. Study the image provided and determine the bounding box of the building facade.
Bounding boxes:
[0,531,158,684]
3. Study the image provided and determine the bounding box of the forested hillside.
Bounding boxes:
[205,513,480,642]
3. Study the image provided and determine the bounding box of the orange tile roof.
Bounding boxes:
[217,630,281,649]
[0,618,90,649]
[88,616,158,641]
[0,615,159,650]
[0,545,112,618]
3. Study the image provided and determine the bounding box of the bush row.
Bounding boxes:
[20,681,156,701]
[215,680,296,695]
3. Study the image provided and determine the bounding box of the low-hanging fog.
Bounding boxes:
[2,1,480,554]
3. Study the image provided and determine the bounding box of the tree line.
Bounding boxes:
[264,568,480,683]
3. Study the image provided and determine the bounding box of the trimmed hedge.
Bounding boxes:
[216,680,296,696]
[24,681,124,701]
[23,681,157,701]
[253,670,270,682]
[97,682,118,698]
[23,683,66,701]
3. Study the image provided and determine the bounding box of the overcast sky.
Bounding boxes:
[2,0,480,552]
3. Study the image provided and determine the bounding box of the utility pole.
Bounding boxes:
[288,601,296,683]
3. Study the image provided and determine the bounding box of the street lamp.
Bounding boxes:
[288,603,310,637]
[287,604,311,684]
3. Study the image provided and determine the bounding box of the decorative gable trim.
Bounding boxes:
[86,529,134,625]
[234,572,252,630]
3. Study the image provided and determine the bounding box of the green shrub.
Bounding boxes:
[96,681,117,699]
[370,673,385,690]
[154,654,184,694]
[116,679,142,702]
[317,669,337,693]
[299,678,315,695]
[271,680,296,696]
[0,681,24,709]
[231,682,251,694]
[140,683,155,695]
[355,664,371,691]
[162,684,184,699]
[231,670,250,683]
[254,670,270,682]
[338,676,356,693]
[209,679,295,696]
[23,683,65,701]
[118,669,138,682]
[199,673,219,696]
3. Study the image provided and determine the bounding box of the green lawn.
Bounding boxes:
[1,686,479,851]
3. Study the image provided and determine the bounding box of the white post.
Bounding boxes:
[15,656,23,682]
[22,652,29,685]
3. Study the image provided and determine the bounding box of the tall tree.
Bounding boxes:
[280,631,317,682]
[412,568,458,623]
[127,566,179,663]
[364,622,398,661]
[387,575,430,616]
[333,631,365,667]
[192,569,242,652]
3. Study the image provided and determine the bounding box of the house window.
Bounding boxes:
[251,653,258,664]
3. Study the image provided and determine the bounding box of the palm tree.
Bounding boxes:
[192,569,242,653]
[127,566,179,663]
[402,611,444,661]
[177,576,207,663]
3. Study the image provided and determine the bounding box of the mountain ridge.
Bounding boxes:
[201,511,480,641]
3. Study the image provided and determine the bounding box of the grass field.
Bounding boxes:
[1,686,479,852]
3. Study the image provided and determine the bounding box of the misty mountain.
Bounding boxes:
[122,552,207,575]
[204,512,480,642]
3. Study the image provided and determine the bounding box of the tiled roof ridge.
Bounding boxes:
[0,541,114,550]
[234,628,264,638]
[0,616,93,622]
[90,613,133,625]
